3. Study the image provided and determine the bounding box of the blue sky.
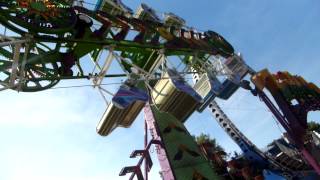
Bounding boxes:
[0,0,319,179]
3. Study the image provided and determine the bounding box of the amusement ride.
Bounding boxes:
[0,0,319,179]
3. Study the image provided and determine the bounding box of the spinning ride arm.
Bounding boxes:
[207,100,294,177]
[251,69,320,174]
[0,1,252,179]
[0,0,235,92]
[191,69,295,178]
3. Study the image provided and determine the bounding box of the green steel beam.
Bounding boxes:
[146,104,222,180]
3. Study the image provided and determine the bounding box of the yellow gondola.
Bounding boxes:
[164,12,185,28]
[151,69,202,122]
[97,85,148,136]
[95,0,133,17]
[97,101,146,136]
[135,3,161,22]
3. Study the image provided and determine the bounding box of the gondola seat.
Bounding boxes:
[135,3,161,22]
[95,0,133,17]
[151,69,202,122]
[164,12,185,28]
[193,73,222,112]
[97,85,148,136]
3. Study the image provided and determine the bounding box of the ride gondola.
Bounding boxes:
[151,69,202,122]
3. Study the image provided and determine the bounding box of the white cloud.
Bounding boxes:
[0,87,104,127]
[9,175,111,180]
[2,144,163,180]
[0,86,163,180]
[2,144,131,180]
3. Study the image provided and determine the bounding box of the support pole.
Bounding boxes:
[257,90,320,175]
[144,104,175,180]
[9,43,21,88]
[0,39,29,47]
[257,90,293,136]
[144,120,148,180]
[301,148,320,174]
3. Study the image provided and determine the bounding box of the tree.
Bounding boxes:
[194,133,224,152]
[308,121,320,133]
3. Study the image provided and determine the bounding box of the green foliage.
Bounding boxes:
[308,121,320,133]
[194,133,224,152]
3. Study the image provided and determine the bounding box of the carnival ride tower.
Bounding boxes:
[0,1,319,180]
